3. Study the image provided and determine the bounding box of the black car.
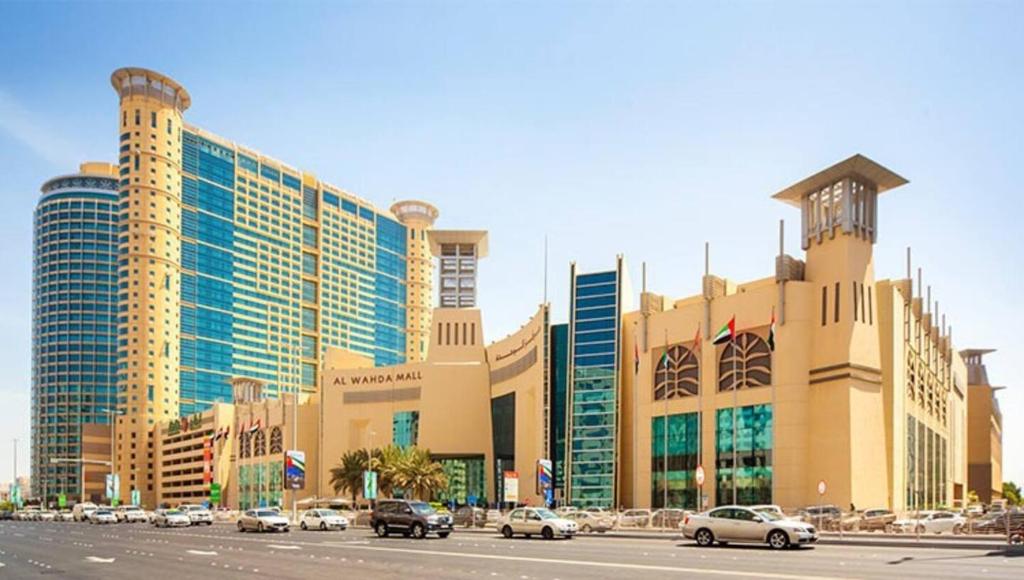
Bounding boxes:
[0,510,13,521]
[370,499,453,539]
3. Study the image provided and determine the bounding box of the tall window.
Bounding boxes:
[253,429,266,457]
[240,432,252,458]
[717,333,772,392]
[651,412,699,508]
[654,345,699,400]
[715,404,773,506]
[269,427,283,454]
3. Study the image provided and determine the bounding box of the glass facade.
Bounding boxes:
[715,404,773,506]
[176,129,409,412]
[31,172,120,499]
[906,415,948,509]
[651,412,699,509]
[491,393,515,502]
[392,411,420,447]
[238,460,284,510]
[549,323,569,490]
[436,456,486,506]
[567,267,621,508]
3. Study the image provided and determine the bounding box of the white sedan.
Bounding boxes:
[499,507,577,540]
[237,509,290,533]
[89,509,118,524]
[892,511,965,534]
[682,506,818,549]
[300,509,349,531]
[152,509,192,528]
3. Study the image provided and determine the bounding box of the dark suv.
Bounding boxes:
[371,499,453,539]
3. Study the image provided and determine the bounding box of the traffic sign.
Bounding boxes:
[467,494,478,506]
[363,470,378,500]
[695,465,706,487]
[131,489,141,507]
[210,483,222,504]
[817,479,827,496]
[58,493,67,508]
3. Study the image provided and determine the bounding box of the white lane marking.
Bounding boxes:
[267,544,301,550]
[187,550,218,556]
[85,556,116,563]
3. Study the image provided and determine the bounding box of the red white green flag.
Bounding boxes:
[712,316,735,345]
[768,309,776,351]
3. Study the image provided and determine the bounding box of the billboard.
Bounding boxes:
[284,450,306,490]
[537,459,553,506]
[503,470,519,504]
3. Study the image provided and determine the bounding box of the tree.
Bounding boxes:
[394,447,449,500]
[1003,481,1022,506]
[330,448,369,502]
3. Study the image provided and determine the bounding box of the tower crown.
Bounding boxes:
[773,154,907,250]
[110,67,191,111]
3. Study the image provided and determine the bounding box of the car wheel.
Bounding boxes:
[300,522,307,530]
[320,522,327,531]
[581,524,592,534]
[542,526,555,540]
[1009,533,1023,546]
[768,530,790,550]
[695,528,715,547]
[438,532,450,539]
[502,525,514,539]
[412,523,427,539]
[375,522,389,537]
[237,521,245,532]
[258,522,265,533]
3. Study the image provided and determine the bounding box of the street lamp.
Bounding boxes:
[98,408,126,504]
[49,457,111,504]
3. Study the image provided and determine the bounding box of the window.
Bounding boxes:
[253,429,266,456]
[821,286,827,326]
[269,427,283,454]
[150,111,157,128]
[834,282,840,323]
[715,404,773,506]
[654,345,699,399]
[717,333,771,392]
[853,281,859,321]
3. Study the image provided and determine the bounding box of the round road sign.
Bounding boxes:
[817,479,827,495]
[696,465,706,486]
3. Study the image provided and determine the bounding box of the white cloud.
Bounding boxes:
[0,89,82,168]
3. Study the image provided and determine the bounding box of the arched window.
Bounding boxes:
[240,432,251,459]
[718,333,772,392]
[253,429,266,457]
[270,427,283,454]
[654,345,699,400]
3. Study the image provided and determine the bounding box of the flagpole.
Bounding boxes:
[732,327,738,506]
[695,325,702,514]
[770,308,777,505]
[663,329,669,512]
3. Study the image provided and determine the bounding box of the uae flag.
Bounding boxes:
[248,418,261,433]
[768,309,776,352]
[693,325,702,352]
[659,348,669,369]
[712,316,735,345]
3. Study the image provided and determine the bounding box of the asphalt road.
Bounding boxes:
[0,521,1020,579]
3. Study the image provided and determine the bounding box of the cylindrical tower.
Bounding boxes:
[32,163,120,504]
[390,200,439,362]
[111,68,190,506]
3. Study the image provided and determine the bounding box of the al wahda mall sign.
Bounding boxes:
[331,370,424,387]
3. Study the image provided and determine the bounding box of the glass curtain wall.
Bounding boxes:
[714,404,772,506]
[651,412,698,509]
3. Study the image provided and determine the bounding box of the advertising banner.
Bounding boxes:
[131,489,141,507]
[285,450,306,490]
[203,436,213,484]
[537,459,553,506]
[105,473,120,500]
[503,470,519,504]
[363,470,378,500]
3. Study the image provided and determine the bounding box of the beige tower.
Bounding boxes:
[774,154,908,510]
[390,201,439,362]
[111,68,190,506]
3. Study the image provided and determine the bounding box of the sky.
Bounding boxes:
[1,1,1021,489]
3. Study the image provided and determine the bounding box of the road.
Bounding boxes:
[0,521,1020,579]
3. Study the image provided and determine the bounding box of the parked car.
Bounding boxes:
[58,511,75,522]
[300,509,348,531]
[0,510,13,521]
[971,512,1024,534]
[857,508,897,532]
[565,510,613,533]
[38,510,57,522]
[116,505,148,523]
[799,505,843,530]
[152,509,191,528]
[892,511,965,534]
[72,502,98,522]
[617,508,653,528]
[371,499,453,539]
[499,507,577,540]
[750,505,787,518]
[651,508,689,529]
[237,509,290,533]
[18,508,41,521]
[178,504,214,526]
[682,506,818,550]
[452,505,487,528]
[553,506,579,516]
[89,509,118,524]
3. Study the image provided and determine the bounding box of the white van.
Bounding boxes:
[72,502,98,522]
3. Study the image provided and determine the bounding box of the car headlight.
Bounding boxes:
[427,515,439,524]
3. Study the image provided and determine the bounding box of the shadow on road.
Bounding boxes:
[887,547,1024,566]
[675,543,816,552]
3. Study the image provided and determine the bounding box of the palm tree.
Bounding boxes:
[394,447,449,500]
[330,449,369,502]
[374,445,405,498]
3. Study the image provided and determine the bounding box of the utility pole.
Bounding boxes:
[12,438,17,502]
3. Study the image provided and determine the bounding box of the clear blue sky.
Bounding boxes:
[1,1,1021,489]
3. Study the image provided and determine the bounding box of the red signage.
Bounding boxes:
[203,437,213,484]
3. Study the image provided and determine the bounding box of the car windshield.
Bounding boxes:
[534,509,559,520]
[409,502,435,515]
[165,510,183,515]
[95,510,112,515]
[316,509,338,516]
[256,510,278,517]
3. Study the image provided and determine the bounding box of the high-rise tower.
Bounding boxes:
[390,200,438,362]
[428,230,488,308]
[32,163,121,503]
[111,68,190,506]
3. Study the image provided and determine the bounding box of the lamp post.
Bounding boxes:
[49,457,111,504]
[98,408,125,504]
